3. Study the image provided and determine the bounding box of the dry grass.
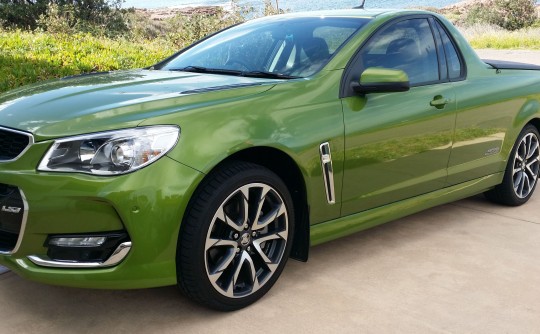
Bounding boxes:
[458,23,540,49]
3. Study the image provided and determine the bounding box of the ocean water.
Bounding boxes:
[123,0,462,10]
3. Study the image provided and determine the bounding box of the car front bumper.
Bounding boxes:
[0,140,203,289]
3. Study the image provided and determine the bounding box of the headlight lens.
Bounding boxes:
[38,126,180,175]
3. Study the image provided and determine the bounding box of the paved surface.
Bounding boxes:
[1,50,540,333]
[1,194,539,333]
[475,49,540,65]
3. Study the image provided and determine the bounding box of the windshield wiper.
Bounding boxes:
[170,66,299,80]
[170,66,243,76]
[241,71,300,79]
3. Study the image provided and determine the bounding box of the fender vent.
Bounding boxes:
[0,127,32,161]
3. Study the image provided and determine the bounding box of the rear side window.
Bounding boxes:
[436,21,464,80]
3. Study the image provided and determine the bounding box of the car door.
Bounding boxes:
[340,17,457,215]
[435,20,509,185]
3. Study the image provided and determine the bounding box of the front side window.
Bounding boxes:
[359,18,439,85]
[160,17,370,78]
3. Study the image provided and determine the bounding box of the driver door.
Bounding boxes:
[340,17,457,215]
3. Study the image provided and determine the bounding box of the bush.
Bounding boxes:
[0,0,128,35]
[465,0,537,31]
[123,10,165,40]
[164,7,245,48]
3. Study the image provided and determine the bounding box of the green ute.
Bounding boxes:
[1,9,540,311]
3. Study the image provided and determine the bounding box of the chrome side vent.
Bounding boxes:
[319,142,336,204]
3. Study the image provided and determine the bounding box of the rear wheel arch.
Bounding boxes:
[485,123,540,205]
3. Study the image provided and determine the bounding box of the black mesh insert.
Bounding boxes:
[0,128,30,161]
[0,184,24,252]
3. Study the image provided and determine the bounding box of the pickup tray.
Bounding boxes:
[483,59,540,71]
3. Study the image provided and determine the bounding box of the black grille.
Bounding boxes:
[0,128,31,161]
[0,184,25,252]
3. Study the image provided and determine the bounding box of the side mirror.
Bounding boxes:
[352,67,410,94]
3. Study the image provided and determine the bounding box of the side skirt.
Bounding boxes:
[310,173,503,246]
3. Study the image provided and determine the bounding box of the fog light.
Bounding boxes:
[49,236,107,247]
[46,232,129,263]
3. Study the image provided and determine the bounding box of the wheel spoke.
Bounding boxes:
[230,251,259,294]
[518,173,529,197]
[215,207,243,232]
[526,164,538,180]
[209,248,237,275]
[514,171,523,194]
[239,186,250,228]
[253,232,287,265]
[205,237,237,251]
[527,138,539,159]
[254,202,287,231]
[252,185,271,229]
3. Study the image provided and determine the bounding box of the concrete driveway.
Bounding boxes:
[2,50,540,333]
[1,194,539,333]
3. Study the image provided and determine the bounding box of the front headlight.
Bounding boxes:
[38,126,180,175]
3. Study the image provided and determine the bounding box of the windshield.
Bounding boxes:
[160,16,370,78]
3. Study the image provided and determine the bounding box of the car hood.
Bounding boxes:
[0,69,276,141]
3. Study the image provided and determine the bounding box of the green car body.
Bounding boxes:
[1,9,540,309]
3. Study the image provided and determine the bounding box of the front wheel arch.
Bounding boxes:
[221,147,310,262]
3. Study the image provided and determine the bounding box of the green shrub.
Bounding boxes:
[123,10,165,40]
[164,8,245,48]
[0,0,128,35]
[465,0,537,31]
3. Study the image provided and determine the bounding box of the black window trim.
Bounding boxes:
[428,17,449,82]
[432,18,467,82]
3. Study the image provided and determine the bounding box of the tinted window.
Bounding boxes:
[360,18,439,85]
[436,21,463,80]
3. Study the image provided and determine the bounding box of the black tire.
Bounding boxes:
[177,161,294,311]
[485,124,540,206]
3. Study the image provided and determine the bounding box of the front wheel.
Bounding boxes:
[485,124,540,206]
[177,162,294,311]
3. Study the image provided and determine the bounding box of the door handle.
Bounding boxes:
[430,95,450,109]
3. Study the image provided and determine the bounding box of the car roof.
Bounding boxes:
[274,8,419,19]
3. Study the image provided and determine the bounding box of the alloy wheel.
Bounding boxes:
[204,183,289,298]
[512,132,540,198]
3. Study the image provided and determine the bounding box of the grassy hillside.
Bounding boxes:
[0,30,175,93]
[459,24,540,49]
[1,7,540,95]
